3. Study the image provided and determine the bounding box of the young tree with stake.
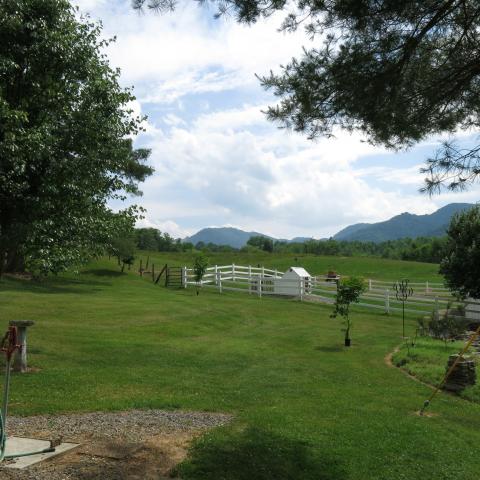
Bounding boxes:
[331,277,366,347]
[193,254,208,295]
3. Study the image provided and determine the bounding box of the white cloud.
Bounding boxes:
[137,218,193,238]
[130,104,467,238]
[73,0,106,11]
[354,164,426,186]
[76,1,308,102]
[77,1,480,238]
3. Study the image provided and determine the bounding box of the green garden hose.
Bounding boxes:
[0,326,55,462]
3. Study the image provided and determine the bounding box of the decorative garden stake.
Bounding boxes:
[393,279,414,338]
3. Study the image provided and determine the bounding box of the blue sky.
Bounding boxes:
[77,0,480,239]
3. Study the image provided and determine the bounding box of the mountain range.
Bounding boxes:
[332,203,473,242]
[184,203,475,247]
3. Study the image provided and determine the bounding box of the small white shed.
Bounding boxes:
[274,267,312,296]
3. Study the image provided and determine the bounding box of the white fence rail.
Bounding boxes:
[182,264,459,317]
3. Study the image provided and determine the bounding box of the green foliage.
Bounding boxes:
[192,236,449,264]
[193,253,209,294]
[111,235,136,272]
[331,276,366,344]
[440,206,480,299]
[247,235,274,253]
[428,306,467,347]
[0,0,153,276]
[134,228,192,252]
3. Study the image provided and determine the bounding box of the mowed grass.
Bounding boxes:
[0,255,479,479]
[137,251,444,282]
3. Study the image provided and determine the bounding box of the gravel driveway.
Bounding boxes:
[1,409,232,479]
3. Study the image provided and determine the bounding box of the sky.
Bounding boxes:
[76,0,480,239]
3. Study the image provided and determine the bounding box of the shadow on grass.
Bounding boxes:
[85,268,124,277]
[176,426,347,480]
[315,345,343,353]
[0,274,106,295]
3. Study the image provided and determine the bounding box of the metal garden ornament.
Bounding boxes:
[393,279,414,338]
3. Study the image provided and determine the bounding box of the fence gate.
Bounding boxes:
[166,267,184,288]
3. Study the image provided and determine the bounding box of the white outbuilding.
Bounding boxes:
[274,267,312,296]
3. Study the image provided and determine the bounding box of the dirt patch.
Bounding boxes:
[411,410,439,418]
[1,409,232,479]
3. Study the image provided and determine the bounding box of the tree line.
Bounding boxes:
[132,229,448,264]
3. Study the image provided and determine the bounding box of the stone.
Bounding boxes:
[443,355,476,392]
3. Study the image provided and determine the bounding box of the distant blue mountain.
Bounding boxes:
[183,203,476,247]
[184,227,311,248]
[184,227,270,249]
[333,203,475,242]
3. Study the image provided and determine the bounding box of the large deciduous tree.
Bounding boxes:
[440,206,480,299]
[1,0,153,275]
[135,0,480,193]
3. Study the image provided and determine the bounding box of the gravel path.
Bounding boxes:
[1,409,232,480]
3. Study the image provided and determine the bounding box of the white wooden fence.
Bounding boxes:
[181,264,460,317]
[466,298,480,321]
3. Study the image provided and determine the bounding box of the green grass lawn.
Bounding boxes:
[0,255,479,479]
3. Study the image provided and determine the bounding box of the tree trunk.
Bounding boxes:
[6,249,25,273]
[0,249,5,278]
[344,316,351,347]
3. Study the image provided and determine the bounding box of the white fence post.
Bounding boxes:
[369,279,372,291]
[214,265,218,285]
[217,272,222,293]
[248,265,252,294]
[232,263,235,282]
[183,266,187,288]
[385,289,390,314]
[426,281,429,294]
[434,296,439,320]
[261,266,265,277]
[258,276,262,298]
[299,278,304,301]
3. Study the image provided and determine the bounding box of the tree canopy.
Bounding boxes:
[247,235,274,252]
[440,206,480,299]
[1,0,153,275]
[135,0,480,193]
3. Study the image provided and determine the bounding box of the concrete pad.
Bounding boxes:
[2,436,79,469]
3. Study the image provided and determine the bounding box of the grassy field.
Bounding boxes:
[0,254,479,479]
[136,251,444,282]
